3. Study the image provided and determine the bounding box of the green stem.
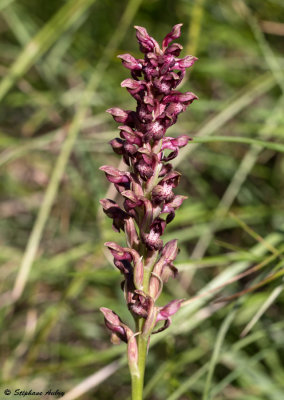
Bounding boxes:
[131,322,148,400]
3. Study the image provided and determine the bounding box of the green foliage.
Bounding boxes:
[0,0,283,399]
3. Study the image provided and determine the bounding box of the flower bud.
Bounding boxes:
[99,165,130,184]
[162,135,190,151]
[100,307,128,343]
[165,43,183,56]
[99,165,131,193]
[109,138,124,155]
[118,54,143,70]
[162,239,179,262]
[125,218,140,248]
[121,190,143,215]
[129,253,144,290]
[106,107,130,123]
[134,26,160,54]
[152,299,183,334]
[162,23,183,49]
[163,91,198,105]
[104,242,132,261]
[121,79,145,98]
[142,299,158,337]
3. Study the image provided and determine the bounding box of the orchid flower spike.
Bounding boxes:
[100,23,198,397]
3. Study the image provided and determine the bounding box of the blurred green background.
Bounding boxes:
[0,0,284,399]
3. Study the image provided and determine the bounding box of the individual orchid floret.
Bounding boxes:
[100,307,129,344]
[153,299,184,333]
[174,55,198,69]
[121,190,144,214]
[106,107,133,124]
[165,42,183,56]
[141,218,166,250]
[121,78,146,99]
[162,195,188,223]
[100,198,129,232]
[99,165,131,193]
[129,290,153,318]
[157,299,183,321]
[162,23,183,50]
[152,171,181,204]
[118,54,143,71]
[105,241,133,261]
[162,135,191,161]
[134,26,160,54]
[100,307,139,375]
[119,125,143,145]
[164,91,198,121]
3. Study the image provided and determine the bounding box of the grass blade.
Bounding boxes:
[240,284,284,337]
[202,308,237,400]
[0,0,96,101]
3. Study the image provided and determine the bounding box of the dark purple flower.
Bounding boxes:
[100,198,129,232]
[162,195,188,223]
[119,125,143,146]
[121,78,146,99]
[105,241,133,262]
[99,165,131,192]
[163,91,198,121]
[145,120,165,141]
[152,171,181,204]
[162,135,191,161]
[121,190,145,222]
[142,218,166,250]
[129,290,153,318]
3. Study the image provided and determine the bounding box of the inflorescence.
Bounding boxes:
[100,24,198,370]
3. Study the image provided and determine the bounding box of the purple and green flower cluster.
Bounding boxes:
[100,24,197,366]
